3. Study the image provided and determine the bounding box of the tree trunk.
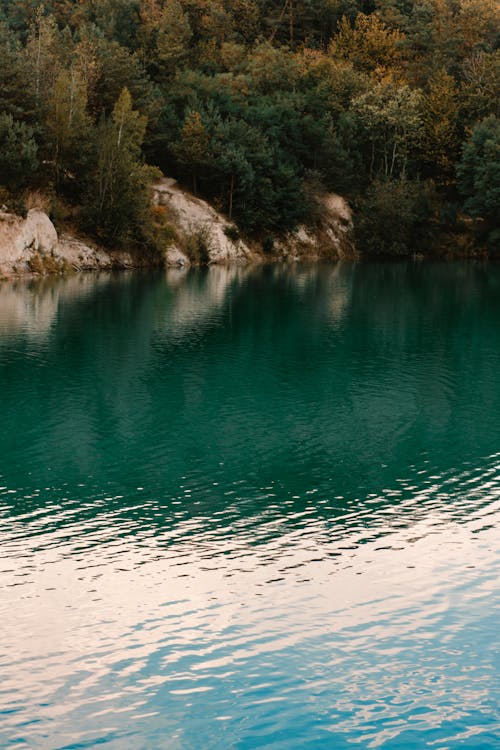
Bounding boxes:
[229,173,234,218]
[390,142,397,177]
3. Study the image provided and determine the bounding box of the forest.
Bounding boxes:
[0,0,498,256]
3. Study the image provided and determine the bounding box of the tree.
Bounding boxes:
[354,177,436,255]
[89,38,155,119]
[421,68,461,183]
[0,113,38,190]
[245,42,299,95]
[73,33,100,101]
[329,13,404,74]
[174,110,212,194]
[225,0,260,43]
[353,82,424,179]
[262,0,336,47]
[85,0,142,49]
[25,7,59,104]
[85,87,156,246]
[320,112,363,194]
[403,0,461,83]
[457,0,499,58]
[155,0,192,82]
[457,116,500,245]
[212,118,255,218]
[46,68,91,189]
[460,50,500,125]
[0,21,36,121]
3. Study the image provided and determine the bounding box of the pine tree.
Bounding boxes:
[156,0,192,81]
[174,110,211,194]
[457,115,500,245]
[0,113,38,190]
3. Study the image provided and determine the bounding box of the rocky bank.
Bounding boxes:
[153,179,355,266]
[0,208,140,278]
[0,181,354,278]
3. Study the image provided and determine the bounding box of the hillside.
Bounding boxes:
[0,1,498,257]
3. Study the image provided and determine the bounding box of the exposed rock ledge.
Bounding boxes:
[153,179,255,267]
[153,179,355,267]
[0,209,138,278]
[0,183,354,277]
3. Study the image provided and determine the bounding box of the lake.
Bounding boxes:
[0,262,499,749]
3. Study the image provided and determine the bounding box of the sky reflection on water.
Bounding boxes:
[0,263,499,749]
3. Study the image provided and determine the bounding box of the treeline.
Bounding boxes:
[0,0,498,254]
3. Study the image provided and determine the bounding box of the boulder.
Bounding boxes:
[0,209,134,276]
[0,209,58,272]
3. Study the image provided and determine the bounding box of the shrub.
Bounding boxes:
[223,224,240,242]
[457,116,500,248]
[354,178,436,256]
[184,225,213,264]
[262,236,275,254]
[0,113,38,191]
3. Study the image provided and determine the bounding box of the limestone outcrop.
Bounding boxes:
[0,182,355,278]
[274,194,356,261]
[152,179,255,266]
[153,179,355,266]
[0,209,136,277]
[0,209,57,266]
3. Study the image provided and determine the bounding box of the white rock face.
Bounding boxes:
[0,183,355,277]
[152,179,254,264]
[275,193,355,260]
[165,245,190,268]
[57,235,134,270]
[0,209,58,267]
[321,193,355,259]
[0,209,135,276]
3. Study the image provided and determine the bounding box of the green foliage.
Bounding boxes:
[83,88,158,247]
[156,0,193,80]
[0,22,35,120]
[25,7,59,104]
[89,38,155,119]
[223,224,240,241]
[0,0,497,252]
[353,82,424,179]
[46,68,91,189]
[329,13,404,73]
[0,113,38,190]
[320,112,363,193]
[185,225,213,263]
[84,0,142,49]
[354,178,436,256]
[421,69,461,183]
[173,110,212,194]
[457,116,500,246]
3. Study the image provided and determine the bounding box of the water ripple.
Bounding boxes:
[1,265,499,749]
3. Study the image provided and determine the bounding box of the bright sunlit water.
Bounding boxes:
[0,262,499,749]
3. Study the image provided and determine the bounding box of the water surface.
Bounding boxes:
[0,263,499,749]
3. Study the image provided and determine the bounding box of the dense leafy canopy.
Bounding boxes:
[0,0,498,253]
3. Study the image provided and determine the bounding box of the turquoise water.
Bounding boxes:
[0,263,499,750]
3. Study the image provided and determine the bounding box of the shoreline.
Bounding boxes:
[0,188,490,282]
[0,183,357,280]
